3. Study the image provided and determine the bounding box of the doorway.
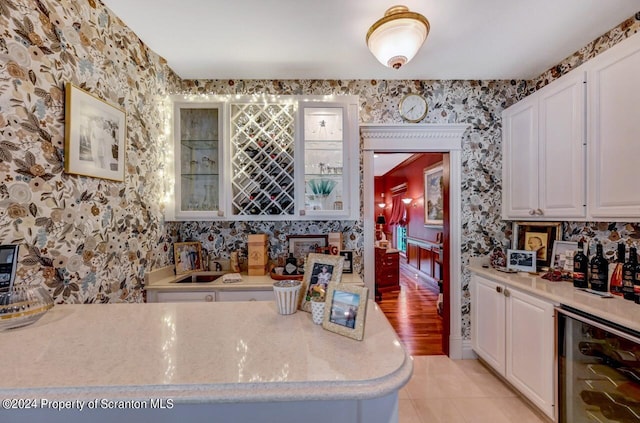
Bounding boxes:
[361,123,468,359]
[373,152,447,355]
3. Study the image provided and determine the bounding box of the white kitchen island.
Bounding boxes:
[0,300,412,423]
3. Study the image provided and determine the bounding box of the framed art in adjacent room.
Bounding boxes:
[287,235,328,259]
[506,249,537,273]
[64,83,126,181]
[424,162,444,226]
[174,242,203,275]
[322,283,368,341]
[299,253,344,312]
[513,221,561,270]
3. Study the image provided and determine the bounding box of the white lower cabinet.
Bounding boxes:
[150,290,216,303]
[471,274,556,420]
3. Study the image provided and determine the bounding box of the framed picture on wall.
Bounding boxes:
[424,162,444,227]
[64,83,126,181]
[513,221,561,271]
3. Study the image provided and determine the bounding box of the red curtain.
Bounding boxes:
[388,195,407,226]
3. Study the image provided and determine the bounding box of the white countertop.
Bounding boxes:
[0,301,411,403]
[469,264,640,333]
[145,266,364,292]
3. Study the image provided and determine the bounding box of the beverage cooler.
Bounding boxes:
[557,306,640,422]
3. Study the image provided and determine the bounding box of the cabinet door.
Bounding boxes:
[153,291,216,303]
[169,101,225,221]
[298,100,359,220]
[538,72,586,218]
[502,97,539,219]
[216,290,273,302]
[588,33,640,219]
[471,275,506,375]
[505,288,555,420]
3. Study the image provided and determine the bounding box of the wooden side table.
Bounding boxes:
[375,247,400,300]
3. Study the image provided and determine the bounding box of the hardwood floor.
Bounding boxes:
[376,265,444,356]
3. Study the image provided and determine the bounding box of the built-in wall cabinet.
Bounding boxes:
[502,31,640,222]
[166,95,359,221]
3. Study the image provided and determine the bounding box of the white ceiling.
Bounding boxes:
[374,153,414,177]
[102,0,639,80]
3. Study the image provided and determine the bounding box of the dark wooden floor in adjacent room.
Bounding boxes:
[375,266,444,356]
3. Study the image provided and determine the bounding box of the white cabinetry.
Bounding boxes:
[502,71,586,220]
[587,33,640,220]
[167,96,359,221]
[471,274,556,420]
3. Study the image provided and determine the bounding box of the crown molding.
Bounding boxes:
[360,123,469,151]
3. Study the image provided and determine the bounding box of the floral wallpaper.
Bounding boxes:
[0,0,179,303]
[0,0,637,343]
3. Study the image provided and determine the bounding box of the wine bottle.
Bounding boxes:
[624,247,637,301]
[283,253,297,275]
[589,243,608,292]
[573,241,589,289]
[610,242,625,296]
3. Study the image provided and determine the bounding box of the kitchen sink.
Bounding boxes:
[175,274,222,283]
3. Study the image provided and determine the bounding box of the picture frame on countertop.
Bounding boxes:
[424,162,444,227]
[550,241,579,272]
[287,235,328,260]
[506,249,537,273]
[339,250,353,274]
[322,283,368,341]
[174,242,204,275]
[64,83,126,181]
[513,221,561,271]
[300,253,344,312]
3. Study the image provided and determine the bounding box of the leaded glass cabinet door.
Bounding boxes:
[229,101,296,219]
[298,99,359,220]
[171,101,224,220]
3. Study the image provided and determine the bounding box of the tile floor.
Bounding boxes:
[399,356,550,423]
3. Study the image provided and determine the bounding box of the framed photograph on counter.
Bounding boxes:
[322,283,368,341]
[551,241,578,271]
[287,235,328,259]
[300,253,344,312]
[513,221,561,270]
[174,242,204,275]
[339,250,353,273]
[506,249,537,273]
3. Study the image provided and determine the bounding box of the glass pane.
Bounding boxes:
[303,107,344,211]
[179,108,219,212]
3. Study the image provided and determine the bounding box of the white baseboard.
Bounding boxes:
[449,338,476,360]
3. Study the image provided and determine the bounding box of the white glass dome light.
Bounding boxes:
[366,5,430,69]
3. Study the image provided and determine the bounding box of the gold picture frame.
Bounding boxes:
[424,162,444,227]
[512,221,561,271]
[322,283,368,341]
[299,253,344,312]
[64,83,126,181]
[174,242,204,275]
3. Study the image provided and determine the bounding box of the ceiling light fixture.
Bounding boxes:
[366,5,430,69]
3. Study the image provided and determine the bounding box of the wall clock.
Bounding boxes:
[399,93,428,123]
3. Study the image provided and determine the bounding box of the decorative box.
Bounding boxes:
[248,234,269,276]
[328,232,342,255]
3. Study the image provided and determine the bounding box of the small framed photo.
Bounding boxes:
[322,283,368,341]
[339,250,353,274]
[507,249,537,273]
[550,241,579,271]
[287,235,328,259]
[513,221,561,270]
[174,242,204,275]
[300,253,344,312]
[64,83,126,181]
[424,162,444,227]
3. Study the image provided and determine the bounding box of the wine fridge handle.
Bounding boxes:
[555,307,640,344]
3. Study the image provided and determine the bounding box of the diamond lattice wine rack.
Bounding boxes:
[230,103,296,216]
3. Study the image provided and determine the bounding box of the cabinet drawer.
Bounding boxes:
[155,291,216,303]
[217,290,273,302]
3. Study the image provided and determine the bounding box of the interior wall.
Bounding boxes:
[0,0,179,303]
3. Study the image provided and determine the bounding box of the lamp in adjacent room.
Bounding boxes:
[366,5,430,69]
[401,197,412,206]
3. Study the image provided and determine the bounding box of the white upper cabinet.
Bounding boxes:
[587,33,640,220]
[502,71,586,220]
[166,95,359,221]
